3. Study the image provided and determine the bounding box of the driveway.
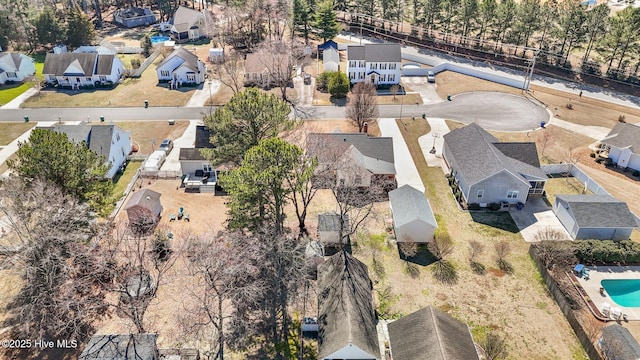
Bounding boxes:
[418,118,450,171]
[401,76,442,104]
[160,119,201,172]
[293,75,315,107]
[378,118,425,192]
[508,198,570,242]
[426,92,549,131]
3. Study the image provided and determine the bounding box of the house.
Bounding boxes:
[442,123,547,206]
[388,185,438,243]
[317,212,349,248]
[79,333,159,359]
[208,48,224,63]
[323,47,339,73]
[554,194,637,240]
[598,324,640,360]
[51,123,131,179]
[113,7,156,28]
[72,44,117,55]
[179,125,216,192]
[317,39,338,53]
[157,47,205,87]
[599,122,640,172]
[42,53,124,88]
[346,43,401,86]
[170,6,206,42]
[0,52,36,84]
[388,306,480,360]
[124,189,163,226]
[317,250,380,360]
[243,52,293,88]
[306,133,396,190]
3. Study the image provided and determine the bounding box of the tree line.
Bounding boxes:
[327,0,640,82]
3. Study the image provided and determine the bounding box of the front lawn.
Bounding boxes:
[0,53,44,106]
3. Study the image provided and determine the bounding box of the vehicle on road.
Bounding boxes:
[427,71,436,83]
[159,139,173,154]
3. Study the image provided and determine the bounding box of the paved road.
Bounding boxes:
[0,107,210,122]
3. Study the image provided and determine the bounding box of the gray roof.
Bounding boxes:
[443,123,547,186]
[179,148,206,161]
[318,212,349,232]
[51,124,92,144]
[317,250,379,359]
[158,47,200,73]
[43,53,97,76]
[125,189,162,216]
[172,6,203,33]
[79,333,158,359]
[194,125,214,148]
[347,43,401,62]
[323,47,339,64]
[0,53,25,71]
[307,133,396,174]
[388,185,438,228]
[601,122,640,156]
[95,54,115,75]
[88,125,114,159]
[492,142,541,168]
[555,194,638,228]
[600,324,640,360]
[388,306,479,360]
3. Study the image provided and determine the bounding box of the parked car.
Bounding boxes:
[304,73,311,85]
[159,139,173,154]
[427,71,436,83]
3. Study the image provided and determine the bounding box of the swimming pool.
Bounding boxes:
[602,279,640,307]
[150,35,170,44]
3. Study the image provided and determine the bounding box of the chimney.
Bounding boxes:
[363,122,368,134]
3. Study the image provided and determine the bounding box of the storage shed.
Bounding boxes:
[598,324,640,360]
[388,185,438,243]
[208,48,224,63]
[125,189,162,226]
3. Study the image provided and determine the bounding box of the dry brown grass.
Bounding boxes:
[0,123,35,145]
[435,71,523,99]
[115,120,190,155]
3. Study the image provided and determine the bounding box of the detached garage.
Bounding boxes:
[389,185,438,243]
[553,194,637,240]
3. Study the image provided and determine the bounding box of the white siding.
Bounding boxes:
[554,201,578,239]
[323,344,378,360]
[180,160,212,176]
[628,154,640,172]
[395,219,435,243]
[105,127,131,178]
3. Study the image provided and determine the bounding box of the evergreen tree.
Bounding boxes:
[33,9,66,47]
[313,0,339,42]
[66,5,96,48]
[292,0,311,43]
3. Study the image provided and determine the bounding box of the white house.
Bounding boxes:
[42,53,124,88]
[157,47,205,87]
[51,124,132,179]
[346,43,401,86]
[388,185,438,243]
[554,194,637,240]
[599,122,640,172]
[0,52,36,84]
[178,125,217,193]
[170,6,206,42]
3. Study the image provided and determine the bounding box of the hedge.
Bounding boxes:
[574,240,640,264]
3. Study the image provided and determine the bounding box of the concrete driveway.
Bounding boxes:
[508,198,570,242]
[378,118,425,192]
[426,92,549,131]
[401,76,442,104]
[160,119,201,172]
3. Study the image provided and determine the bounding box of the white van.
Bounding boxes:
[143,150,166,171]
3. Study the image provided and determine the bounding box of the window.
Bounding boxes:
[99,76,107,81]
[6,72,16,78]
[116,133,120,141]
[370,63,377,70]
[359,61,365,67]
[380,74,386,82]
[86,77,91,81]
[380,63,387,70]
[349,72,355,79]
[359,72,365,79]
[160,70,170,77]
[203,163,213,172]
[389,63,397,70]
[477,190,484,198]
[349,61,355,67]
[354,175,362,184]
[187,74,196,82]
[388,75,395,82]
[507,190,519,199]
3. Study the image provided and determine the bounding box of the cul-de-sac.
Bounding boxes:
[1,1,640,359]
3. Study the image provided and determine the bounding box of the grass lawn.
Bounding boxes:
[111,160,142,199]
[23,56,197,108]
[389,118,586,359]
[543,177,592,205]
[0,54,44,106]
[0,123,34,145]
[115,120,190,155]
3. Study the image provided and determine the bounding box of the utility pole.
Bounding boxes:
[524,50,540,91]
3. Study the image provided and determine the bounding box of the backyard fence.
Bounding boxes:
[541,164,612,197]
[130,50,161,78]
[109,165,144,219]
[140,170,182,179]
[529,248,604,360]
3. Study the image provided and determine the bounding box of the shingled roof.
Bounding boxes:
[307,133,396,175]
[388,306,479,360]
[88,125,115,159]
[79,333,158,360]
[125,189,162,216]
[443,123,546,186]
[555,194,638,228]
[600,324,640,360]
[600,122,640,156]
[172,6,203,33]
[51,124,92,144]
[158,47,201,72]
[388,185,437,228]
[43,53,97,76]
[0,53,25,71]
[317,250,379,360]
[347,43,401,62]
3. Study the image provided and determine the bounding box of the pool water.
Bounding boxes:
[150,35,170,44]
[601,279,640,307]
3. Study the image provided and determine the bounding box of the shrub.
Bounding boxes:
[468,203,481,211]
[328,71,349,98]
[574,240,640,264]
[470,261,486,275]
[633,170,640,177]
[590,152,596,158]
[432,259,458,284]
[488,203,501,211]
[498,259,514,274]
[130,58,141,69]
[618,115,626,123]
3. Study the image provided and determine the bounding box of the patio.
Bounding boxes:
[576,265,640,321]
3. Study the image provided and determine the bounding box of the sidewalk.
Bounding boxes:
[378,118,425,192]
[548,117,611,140]
[1,88,37,109]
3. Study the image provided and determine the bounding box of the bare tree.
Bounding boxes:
[346,82,379,133]
[468,240,486,275]
[258,40,306,101]
[180,230,265,360]
[390,84,400,100]
[531,239,576,271]
[105,220,181,334]
[0,178,111,341]
[399,234,419,258]
[538,127,554,158]
[483,332,508,360]
[494,240,513,274]
[215,52,244,95]
[534,226,569,242]
[430,231,457,284]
